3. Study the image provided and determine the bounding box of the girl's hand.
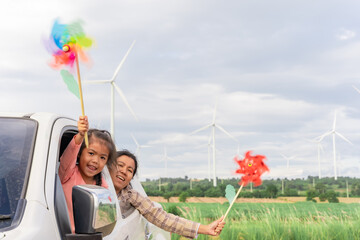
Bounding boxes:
[198,216,226,236]
[75,116,88,145]
[78,116,89,136]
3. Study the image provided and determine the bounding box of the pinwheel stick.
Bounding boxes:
[75,51,89,148]
[223,183,244,221]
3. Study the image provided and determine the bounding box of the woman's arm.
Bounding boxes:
[120,186,225,239]
[197,216,225,236]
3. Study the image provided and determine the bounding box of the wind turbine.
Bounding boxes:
[162,146,176,178]
[279,153,296,194]
[316,111,352,180]
[83,41,138,139]
[308,138,324,179]
[191,102,238,187]
[131,133,151,158]
[280,153,296,169]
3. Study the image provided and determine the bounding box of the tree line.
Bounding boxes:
[141,176,360,202]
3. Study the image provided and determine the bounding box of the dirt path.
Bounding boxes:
[149,196,360,203]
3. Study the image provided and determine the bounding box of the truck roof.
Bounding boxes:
[0,112,75,121]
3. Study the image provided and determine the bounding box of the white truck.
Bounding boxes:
[0,112,170,240]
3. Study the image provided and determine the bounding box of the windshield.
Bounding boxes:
[0,117,37,229]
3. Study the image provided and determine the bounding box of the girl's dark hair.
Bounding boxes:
[115,150,138,178]
[77,129,116,186]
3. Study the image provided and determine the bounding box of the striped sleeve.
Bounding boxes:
[120,186,200,239]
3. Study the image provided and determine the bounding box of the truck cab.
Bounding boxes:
[0,113,170,240]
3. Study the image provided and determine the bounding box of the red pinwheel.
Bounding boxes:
[234,151,269,187]
[223,151,269,221]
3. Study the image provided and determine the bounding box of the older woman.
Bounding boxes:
[109,150,225,239]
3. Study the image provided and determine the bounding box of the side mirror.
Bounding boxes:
[72,185,117,237]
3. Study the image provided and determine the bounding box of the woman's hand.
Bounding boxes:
[198,216,226,236]
[75,116,88,145]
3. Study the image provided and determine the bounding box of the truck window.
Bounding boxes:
[0,117,37,229]
[59,130,77,161]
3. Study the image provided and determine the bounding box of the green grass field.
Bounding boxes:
[161,202,360,240]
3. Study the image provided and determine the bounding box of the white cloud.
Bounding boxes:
[337,28,356,40]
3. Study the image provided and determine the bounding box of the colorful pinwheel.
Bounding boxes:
[223,151,269,220]
[49,19,92,71]
[46,19,93,147]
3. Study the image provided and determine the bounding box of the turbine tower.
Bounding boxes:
[316,111,352,180]
[206,135,212,181]
[162,146,175,178]
[191,101,238,187]
[308,137,324,179]
[83,41,138,139]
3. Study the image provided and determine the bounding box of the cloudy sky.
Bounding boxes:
[2,0,360,182]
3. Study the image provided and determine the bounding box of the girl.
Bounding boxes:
[110,150,226,239]
[59,116,116,233]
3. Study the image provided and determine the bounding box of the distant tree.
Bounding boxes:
[319,193,327,202]
[163,192,173,202]
[179,192,189,202]
[284,187,299,196]
[189,187,205,197]
[351,182,360,196]
[306,189,317,201]
[173,182,188,193]
[240,191,254,198]
[204,188,222,197]
[165,183,173,192]
[315,183,327,195]
[266,184,278,198]
[326,190,339,203]
[165,205,182,217]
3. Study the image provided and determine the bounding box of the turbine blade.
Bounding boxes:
[335,131,353,145]
[216,124,238,142]
[207,134,212,144]
[111,40,136,81]
[190,124,212,135]
[131,133,139,146]
[352,85,360,94]
[141,145,152,148]
[212,99,218,124]
[332,111,337,131]
[113,82,138,121]
[316,131,332,142]
[83,80,112,84]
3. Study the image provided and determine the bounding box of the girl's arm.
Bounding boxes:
[59,116,88,183]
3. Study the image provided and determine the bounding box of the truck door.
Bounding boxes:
[45,117,78,240]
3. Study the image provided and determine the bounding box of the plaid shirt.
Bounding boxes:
[119,185,200,239]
